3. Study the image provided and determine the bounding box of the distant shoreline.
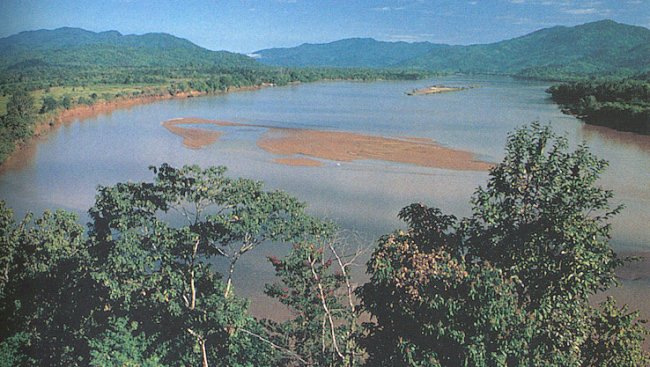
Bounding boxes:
[0,84,270,171]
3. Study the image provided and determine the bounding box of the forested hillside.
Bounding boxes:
[0,27,257,69]
[254,38,444,68]
[256,20,650,80]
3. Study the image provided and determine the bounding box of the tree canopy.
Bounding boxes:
[358,124,649,366]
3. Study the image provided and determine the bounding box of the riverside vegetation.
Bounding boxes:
[547,75,650,134]
[1,124,648,366]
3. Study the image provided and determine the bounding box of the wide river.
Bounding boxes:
[1,76,649,319]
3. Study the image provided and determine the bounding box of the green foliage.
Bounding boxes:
[581,298,650,367]
[265,242,360,366]
[40,94,58,113]
[0,332,30,367]
[359,124,649,366]
[0,89,36,162]
[547,77,650,133]
[0,201,91,366]
[0,164,333,366]
[89,317,167,367]
[88,163,328,366]
[359,211,534,366]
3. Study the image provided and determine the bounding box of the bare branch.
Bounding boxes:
[240,328,311,366]
[308,252,345,361]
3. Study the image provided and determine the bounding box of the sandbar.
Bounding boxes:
[160,117,492,171]
[407,85,469,96]
[258,129,491,171]
[161,118,238,149]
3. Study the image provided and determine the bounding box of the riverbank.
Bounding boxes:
[0,84,271,170]
[36,85,269,136]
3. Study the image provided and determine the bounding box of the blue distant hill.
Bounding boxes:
[254,20,650,78]
[0,27,257,69]
[2,20,648,79]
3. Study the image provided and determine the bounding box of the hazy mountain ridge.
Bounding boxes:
[253,37,447,68]
[255,20,650,76]
[1,20,648,77]
[0,27,257,69]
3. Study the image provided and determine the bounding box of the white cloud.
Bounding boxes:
[371,6,406,11]
[562,7,598,14]
[385,33,434,42]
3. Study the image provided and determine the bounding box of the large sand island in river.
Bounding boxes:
[162,117,492,171]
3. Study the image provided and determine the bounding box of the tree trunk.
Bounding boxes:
[201,339,209,367]
[190,269,196,309]
[224,257,238,298]
[190,238,200,309]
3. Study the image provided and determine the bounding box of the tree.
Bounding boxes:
[1,89,36,142]
[5,90,36,121]
[61,95,72,109]
[0,201,92,366]
[358,208,534,366]
[264,238,363,366]
[40,95,59,113]
[464,124,625,362]
[88,317,167,367]
[358,124,649,366]
[88,163,328,367]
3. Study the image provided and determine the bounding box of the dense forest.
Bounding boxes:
[1,124,648,366]
[547,75,650,134]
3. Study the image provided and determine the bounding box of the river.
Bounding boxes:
[1,76,648,319]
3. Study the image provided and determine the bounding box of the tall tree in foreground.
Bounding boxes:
[0,202,92,366]
[88,164,329,367]
[264,237,364,366]
[358,124,649,366]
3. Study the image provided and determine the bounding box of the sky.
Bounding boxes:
[0,0,648,53]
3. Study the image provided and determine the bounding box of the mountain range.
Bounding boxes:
[0,27,256,69]
[0,20,648,78]
[254,20,650,77]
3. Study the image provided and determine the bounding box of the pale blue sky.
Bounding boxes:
[1,0,648,53]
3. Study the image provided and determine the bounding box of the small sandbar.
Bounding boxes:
[273,157,323,167]
[406,85,473,96]
[258,129,491,171]
[161,118,238,149]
